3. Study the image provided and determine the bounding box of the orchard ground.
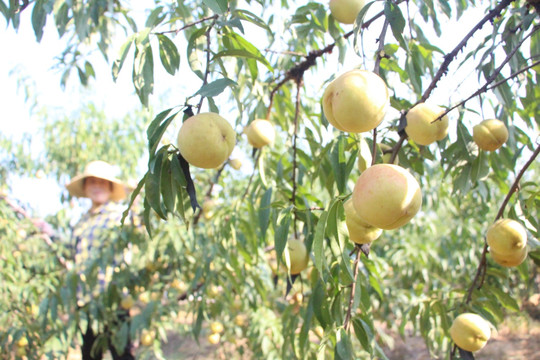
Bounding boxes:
[151,315,540,359]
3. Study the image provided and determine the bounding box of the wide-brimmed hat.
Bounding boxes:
[66,160,127,201]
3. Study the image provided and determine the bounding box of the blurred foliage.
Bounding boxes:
[1,0,539,359]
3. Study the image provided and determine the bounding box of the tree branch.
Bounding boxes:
[418,0,515,105]
[495,143,540,221]
[462,142,540,305]
[389,132,407,164]
[433,25,539,123]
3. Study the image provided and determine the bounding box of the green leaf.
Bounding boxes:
[313,210,329,276]
[335,329,353,360]
[352,318,372,353]
[187,26,208,79]
[275,210,291,266]
[259,188,272,239]
[145,149,166,220]
[531,30,540,66]
[112,322,129,354]
[112,35,135,81]
[194,78,237,98]
[330,136,348,194]
[31,0,47,42]
[143,197,152,237]
[470,150,489,183]
[483,284,520,312]
[147,109,178,156]
[0,2,8,20]
[145,6,164,27]
[202,0,228,14]
[160,155,176,214]
[217,32,273,72]
[353,1,377,55]
[233,9,272,35]
[157,34,180,75]
[132,43,154,106]
[121,173,147,226]
[312,280,332,327]
[384,1,407,50]
[170,154,187,221]
[299,294,314,352]
[54,2,69,36]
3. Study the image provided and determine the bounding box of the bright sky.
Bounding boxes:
[0,2,492,218]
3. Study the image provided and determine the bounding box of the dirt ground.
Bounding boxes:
[156,317,540,360]
[384,318,540,360]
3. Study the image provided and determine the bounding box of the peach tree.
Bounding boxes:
[1,0,539,359]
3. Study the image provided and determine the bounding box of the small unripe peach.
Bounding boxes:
[405,103,449,145]
[473,119,508,151]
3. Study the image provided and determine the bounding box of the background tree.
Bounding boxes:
[0,0,539,359]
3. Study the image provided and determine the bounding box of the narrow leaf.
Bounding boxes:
[31,0,47,42]
[157,34,180,75]
[202,0,228,14]
[384,1,407,50]
[258,188,272,238]
[112,35,135,81]
[145,149,167,219]
[194,78,237,98]
[313,210,329,276]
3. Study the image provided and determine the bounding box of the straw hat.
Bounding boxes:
[66,160,127,201]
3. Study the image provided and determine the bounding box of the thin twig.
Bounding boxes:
[193,164,226,225]
[495,143,540,221]
[418,0,515,105]
[389,133,407,164]
[344,246,362,331]
[153,15,219,35]
[197,17,218,113]
[241,151,262,201]
[462,143,540,305]
[487,59,540,90]
[433,25,539,123]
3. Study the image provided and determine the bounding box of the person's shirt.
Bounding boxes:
[72,201,125,306]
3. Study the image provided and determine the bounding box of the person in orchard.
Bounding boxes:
[66,160,135,360]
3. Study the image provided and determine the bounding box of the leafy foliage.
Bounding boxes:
[0,0,539,359]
